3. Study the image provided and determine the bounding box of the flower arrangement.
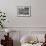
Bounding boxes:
[0,10,6,28]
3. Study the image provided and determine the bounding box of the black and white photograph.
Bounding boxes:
[17,6,31,17]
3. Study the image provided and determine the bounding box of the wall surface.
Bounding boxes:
[0,0,46,28]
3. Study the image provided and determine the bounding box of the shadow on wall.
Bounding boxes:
[13,40,21,46]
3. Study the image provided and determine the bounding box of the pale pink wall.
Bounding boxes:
[0,0,46,27]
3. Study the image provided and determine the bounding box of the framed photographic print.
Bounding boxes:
[17,6,31,17]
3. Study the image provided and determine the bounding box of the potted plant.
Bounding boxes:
[0,10,6,28]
